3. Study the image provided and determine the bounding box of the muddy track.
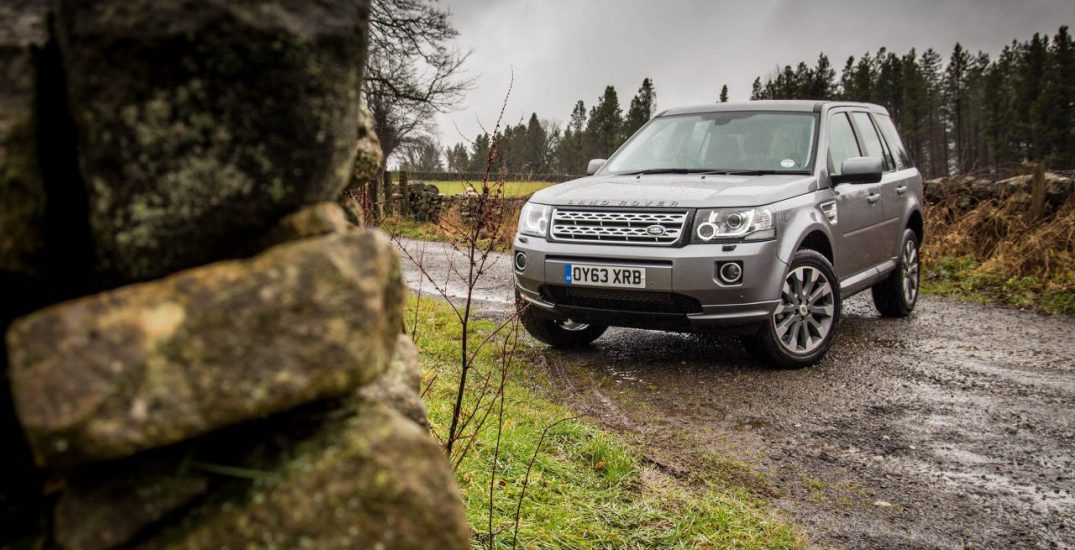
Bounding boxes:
[395,237,1075,549]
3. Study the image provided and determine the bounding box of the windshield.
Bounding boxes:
[602,111,819,175]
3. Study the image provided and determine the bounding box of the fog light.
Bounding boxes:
[514,251,527,272]
[718,262,742,285]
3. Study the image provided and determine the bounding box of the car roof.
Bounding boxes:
[657,100,890,117]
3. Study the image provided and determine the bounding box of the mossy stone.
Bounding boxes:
[353,335,430,429]
[54,0,373,285]
[0,0,48,279]
[8,230,402,468]
[139,404,471,550]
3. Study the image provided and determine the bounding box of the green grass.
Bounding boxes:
[380,216,451,243]
[422,180,556,198]
[380,216,510,252]
[411,294,803,549]
[921,255,1075,314]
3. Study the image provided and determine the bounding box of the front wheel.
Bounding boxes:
[518,296,607,349]
[741,249,841,369]
[871,229,920,317]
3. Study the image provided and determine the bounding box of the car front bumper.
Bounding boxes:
[513,234,787,332]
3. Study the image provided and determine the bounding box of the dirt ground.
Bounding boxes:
[395,237,1075,549]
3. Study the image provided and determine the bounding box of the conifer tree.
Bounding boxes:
[585,86,624,160]
[624,78,658,139]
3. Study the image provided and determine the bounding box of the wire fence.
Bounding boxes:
[400,171,584,183]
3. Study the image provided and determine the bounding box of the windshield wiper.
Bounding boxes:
[699,169,811,175]
[623,168,692,175]
[624,168,811,176]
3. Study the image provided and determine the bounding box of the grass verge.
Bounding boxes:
[380,197,521,252]
[411,294,803,549]
[381,215,509,253]
[921,191,1074,315]
[424,180,556,197]
[381,215,457,244]
[920,255,1075,314]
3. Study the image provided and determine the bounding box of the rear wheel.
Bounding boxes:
[871,229,920,317]
[742,249,841,368]
[518,294,607,348]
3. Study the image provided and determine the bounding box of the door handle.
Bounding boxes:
[896,185,908,195]
[867,193,882,204]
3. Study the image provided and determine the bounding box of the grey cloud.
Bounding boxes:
[433,0,1074,147]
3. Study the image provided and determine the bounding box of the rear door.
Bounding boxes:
[849,111,904,267]
[873,113,919,260]
[827,110,886,280]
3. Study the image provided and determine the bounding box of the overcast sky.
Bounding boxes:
[431,0,1075,148]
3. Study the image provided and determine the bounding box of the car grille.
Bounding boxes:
[550,208,688,245]
[541,286,703,314]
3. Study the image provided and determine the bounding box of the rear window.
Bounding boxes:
[874,114,914,169]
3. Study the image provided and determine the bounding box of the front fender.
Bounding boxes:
[775,193,836,266]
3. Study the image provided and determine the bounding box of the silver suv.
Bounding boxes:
[513,101,924,368]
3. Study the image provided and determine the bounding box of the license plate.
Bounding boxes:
[564,264,646,288]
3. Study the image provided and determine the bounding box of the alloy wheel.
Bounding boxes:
[902,239,920,305]
[773,266,836,355]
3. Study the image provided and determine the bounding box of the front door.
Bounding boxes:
[827,111,886,280]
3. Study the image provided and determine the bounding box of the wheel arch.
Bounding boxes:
[906,209,924,245]
[798,230,834,264]
[779,221,835,268]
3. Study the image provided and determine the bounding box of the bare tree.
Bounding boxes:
[366,0,473,166]
[397,134,445,172]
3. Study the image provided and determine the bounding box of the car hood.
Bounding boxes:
[529,174,819,208]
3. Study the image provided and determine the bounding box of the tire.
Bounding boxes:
[517,294,607,349]
[871,229,920,317]
[741,249,842,369]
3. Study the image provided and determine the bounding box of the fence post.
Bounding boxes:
[368,177,381,222]
[399,170,410,217]
[382,171,392,216]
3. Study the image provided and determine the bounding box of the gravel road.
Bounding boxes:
[394,237,1075,549]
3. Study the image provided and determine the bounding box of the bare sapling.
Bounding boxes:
[389,76,522,459]
[387,77,589,548]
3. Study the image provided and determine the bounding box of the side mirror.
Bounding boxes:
[586,158,606,176]
[833,157,882,184]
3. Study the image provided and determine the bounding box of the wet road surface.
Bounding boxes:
[395,237,1075,549]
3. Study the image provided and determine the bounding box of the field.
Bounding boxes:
[418,180,556,197]
[412,294,803,549]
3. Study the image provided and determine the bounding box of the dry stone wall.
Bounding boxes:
[924,172,1075,212]
[0,1,469,548]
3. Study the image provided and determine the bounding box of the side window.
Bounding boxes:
[827,113,860,176]
[850,112,890,171]
[874,114,914,169]
[871,116,896,170]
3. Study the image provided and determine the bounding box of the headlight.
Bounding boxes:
[518,202,551,237]
[692,208,775,242]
